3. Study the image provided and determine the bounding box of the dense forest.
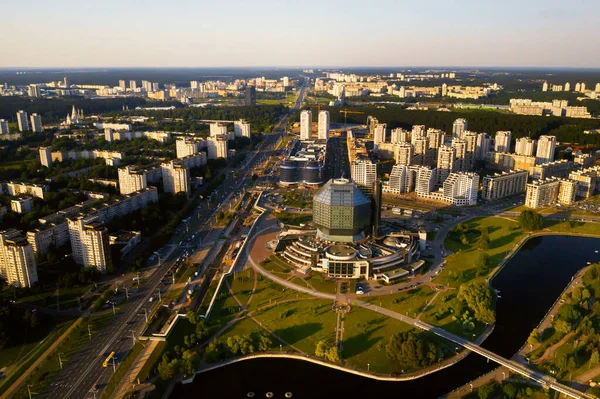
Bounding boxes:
[0,96,147,123]
[134,104,286,133]
[325,105,600,145]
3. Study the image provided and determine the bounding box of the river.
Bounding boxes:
[171,235,600,398]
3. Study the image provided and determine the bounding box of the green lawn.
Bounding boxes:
[363,286,436,318]
[342,308,415,374]
[136,341,166,384]
[544,220,600,235]
[9,313,114,399]
[229,269,255,307]
[253,299,336,354]
[15,285,91,311]
[247,275,311,312]
[436,216,524,288]
[304,273,337,294]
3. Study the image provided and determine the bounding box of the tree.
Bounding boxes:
[477,382,499,399]
[186,310,198,325]
[502,383,518,399]
[554,319,572,334]
[257,334,272,352]
[518,210,544,231]
[458,281,496,324]
[315,340,330,358]
[591,350,600,367]
[385,332,440,368]
[528,329,540,346]
[326,347,340,363]
[157,354,176,380]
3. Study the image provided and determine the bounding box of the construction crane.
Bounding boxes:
[339,109,365,129]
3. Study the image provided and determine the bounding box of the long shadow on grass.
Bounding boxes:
[273,323,323,345]
[342,324,385,358]
[489,231,522,250]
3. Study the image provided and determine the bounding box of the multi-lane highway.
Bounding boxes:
[36,80,308,399]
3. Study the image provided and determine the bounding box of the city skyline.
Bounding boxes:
[1,0,599,68]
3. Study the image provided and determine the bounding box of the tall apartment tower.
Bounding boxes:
[39,147,53,167]
[388,164,409,194]
[119,80,126,89]
[396,143,413,166]
[0,229,38,288]
[415,167,437,196]
[207,137,228,159]
[443,173,479,206]
[352,160,377,188]
[300,110,312,140]
[30,113,43,133]
[69,216,112,273]
[245,86,256,106]
[515,137,536,156]
[176,137,202,158]
[525,179,560,208]
[494,131,511,152]
[28,84,40,97]
[564,82,571,92]
[475,133,492,160]
[437,145,456,184]
[542,82,549,92]
[161,160,190,195]
[462,131,478,171]
[129,80,137,89]
[390,128,410,144]
[318,111,330,140]
[209,122,228,137]
[0,119,9,134]
[373,123,387,146]
[451,138,468,172]
[452,118,468,138]
[17,110,29,132]
[426,128,445,149]
[118,166,147,195]
[234,120,251,138]
[535,135,557,165]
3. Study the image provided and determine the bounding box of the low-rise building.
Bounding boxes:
[529,160,573,180]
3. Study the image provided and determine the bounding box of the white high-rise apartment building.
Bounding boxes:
[207,137,228,159]
[0,229,38,288]
[374,123,387,146]
[118,166,147,195]
[119,80,126,89]
[452,118,468,138]
[318,111,330,140]
[30,113,43,133]
[129,80,137,89]
[415,167,436,195]
[462,131,477,171]
[282,76,290,87]
[176,137,202,158]
[535,135,556,165]
[443,172,479,206]
[210,122,228,137]
[28,84,40,97]
[39,147,52,167]
[451,138,468,172]
[558,180,578,205]
[0,119,9,134]
[411,125,426,140]
[396,143,413,166]
[475,133,492,160]
[352,160,377,188]
[234,120,251,138]
[68,216,112,272]
[390,128,410,144]
[412,138,429,166]
[162,160,190,194]
[494,131,511,152]
[525,179,560,208]
[17,110,29,132]
[515,137,536,156]
[437,145,456,184]
[300,110,312,140]
[388,164,409,194]
[426,128,445,149]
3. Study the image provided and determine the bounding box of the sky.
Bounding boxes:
[1,0,599,68]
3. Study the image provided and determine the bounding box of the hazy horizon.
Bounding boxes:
[1,0,599,68]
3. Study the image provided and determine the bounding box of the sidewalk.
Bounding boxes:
[109,340,160,399]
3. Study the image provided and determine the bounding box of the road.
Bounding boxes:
[35,80,309,399]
